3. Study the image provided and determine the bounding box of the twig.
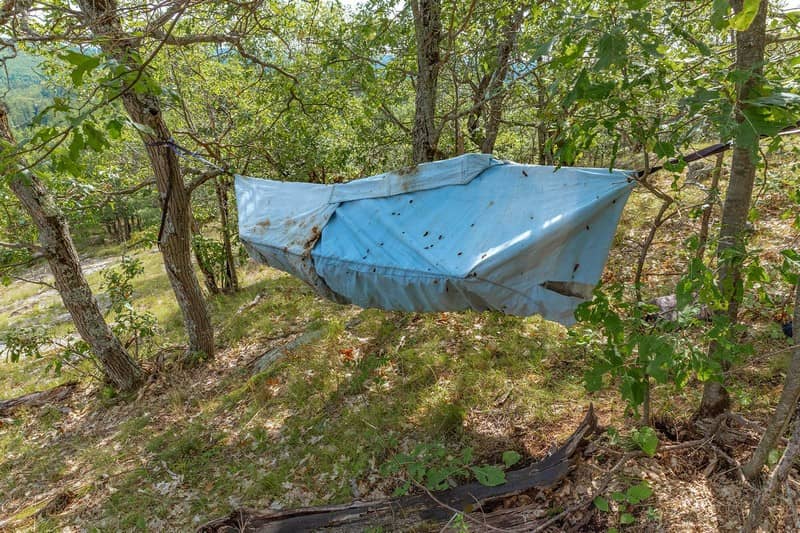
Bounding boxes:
[411,479,513,533]
[0,273,55,289]
[532,451,644,532]
[710,443,749,485]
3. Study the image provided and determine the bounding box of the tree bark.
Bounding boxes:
[534,73,552,165]
[77,0,214,359]
[215,176,238,293]
[191,215,221,296]
[695,151,725,261]
[697,0,767,418]
[411,0,442,164]
[742,280,800,479]
[0,382,78,416]
[742,414,800,532]
[480,9,524,154]
[0,105,143,392]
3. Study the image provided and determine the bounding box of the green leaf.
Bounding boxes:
[502,450,522,468]
[767,448,781,466]
[711,0,731,30]
[730,0,761,31]
[593,496,610,512]
[83,122,108,152]
[746,92,800,107]
[68,131,85,161]
[425,467,450,491]
[611,491,627,502]
[584,367,605,392]
[625,482,653,504]
[631,427,659,456]
[594,31,628,70]
[392,481,411,497]
[531,38,556,59]
[625,0,647,9]
[61,51,101,86]
[620,512,636,525]
[470,465,506,487]
[653,141,675,158]
[106,119,124,139]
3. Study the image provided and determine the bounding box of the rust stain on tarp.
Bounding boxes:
[303,225,321,257]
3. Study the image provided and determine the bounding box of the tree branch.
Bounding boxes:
[0,240,43,253]
[187,169,224,194]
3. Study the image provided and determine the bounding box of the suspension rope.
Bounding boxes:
[146,138,232,175]
[145,138,232,247]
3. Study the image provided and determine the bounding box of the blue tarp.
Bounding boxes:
[236,154,634,325]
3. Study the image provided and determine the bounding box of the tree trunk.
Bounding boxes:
[534,74,551,165]
[480,9,524,154]
[450,64,465,156]
[695,151,725,261]
[0,105,143,392]
[742,280,800,479]
[697,0,767,418]
[410,0,442,164]
[77,0,214,359]
[215,176,238,293]
[190,215,220,295]
[742,414,800,532]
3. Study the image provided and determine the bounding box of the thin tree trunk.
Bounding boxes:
[742,414,800,532]
[534,74,550,165]
[695,151,725,261]
[215,176,238,293]
[742,280,800,479]
[698,0,767,418]
[78,0,214,359]
[190,216,220,295]
[450,64,464,156]
[0,105,143,392]
[411,0,442,164]
[480,8,524,154]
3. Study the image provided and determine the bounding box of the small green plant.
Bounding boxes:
[629,426,659,457]
[594,480,654,530]
[0,324,105,377]
[192,234,228,292]
[573,283,692,419]
[102,255,158,359]
[1,325,49,363]
[381,443,521,496]
[573,244,758,420]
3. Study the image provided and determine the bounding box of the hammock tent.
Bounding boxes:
[235,154,634,326]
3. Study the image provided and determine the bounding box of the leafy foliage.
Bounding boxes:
[594,480,655,530]
[381,442,519,496]
[101,256,158,359]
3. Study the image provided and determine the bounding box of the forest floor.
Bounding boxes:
[0,155,798,532]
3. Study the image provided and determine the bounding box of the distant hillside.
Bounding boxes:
[3,51,52,126]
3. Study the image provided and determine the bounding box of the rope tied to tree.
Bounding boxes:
[144,138,233,247]
[145,138,232,175]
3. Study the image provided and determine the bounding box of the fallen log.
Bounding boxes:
[199,405,598,532]
[0,381,78,417]
[251,329,326,374]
